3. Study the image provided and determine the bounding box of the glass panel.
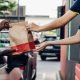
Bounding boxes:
[0,31,10,48]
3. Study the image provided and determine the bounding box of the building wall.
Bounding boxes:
[60,0,80,80]
[59,0,69,80]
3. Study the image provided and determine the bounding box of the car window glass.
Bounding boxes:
[0,31,10,48]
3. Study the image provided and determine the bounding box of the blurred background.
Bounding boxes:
[0,0,62,80]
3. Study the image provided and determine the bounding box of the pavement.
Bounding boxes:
[36,72,56,80]
[0,55,60,80]
[36,55,60,80]
[0,64,58,80]
[0,66,7,80]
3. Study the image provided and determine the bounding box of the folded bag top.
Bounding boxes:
[9,22,35,55]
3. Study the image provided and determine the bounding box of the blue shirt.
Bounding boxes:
[70,0,80,14]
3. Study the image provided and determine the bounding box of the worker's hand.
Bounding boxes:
[26,22,41,32]
[33,41,49,52]
[0,19,10,30]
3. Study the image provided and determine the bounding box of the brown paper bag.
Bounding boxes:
[9,21,35,55]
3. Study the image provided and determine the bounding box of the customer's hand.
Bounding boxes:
[0,19,10,30]
[26,22,41,32]
[0,49,16,56]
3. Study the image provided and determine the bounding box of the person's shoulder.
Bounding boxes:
[70,0,80,14]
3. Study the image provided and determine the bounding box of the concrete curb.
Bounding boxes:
[56,71,62,80]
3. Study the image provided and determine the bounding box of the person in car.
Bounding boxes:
[0,20,16,56]
[1,21,35,80]
[0,20,17,80]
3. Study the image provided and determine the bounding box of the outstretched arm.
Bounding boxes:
[47,30,80,45]
[35,30,80,51]
[39,10,77,31]
[0,49,16,56]
[27,10,77,32]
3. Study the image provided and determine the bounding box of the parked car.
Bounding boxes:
[39,31,60,61]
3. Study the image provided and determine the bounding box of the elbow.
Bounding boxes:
[74,34,80,44]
